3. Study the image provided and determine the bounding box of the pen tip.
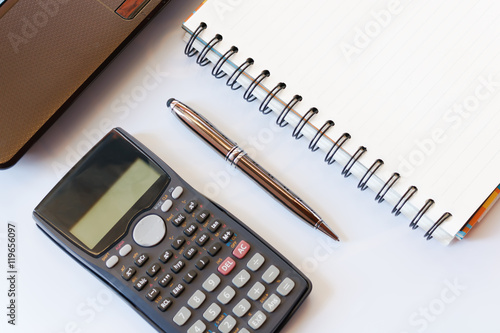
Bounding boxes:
[166,98,176,109]
[317,222,340,242]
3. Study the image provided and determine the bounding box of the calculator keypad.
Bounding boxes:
[101,184,311,332]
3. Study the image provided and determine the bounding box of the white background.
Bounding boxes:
[2,0,500,332]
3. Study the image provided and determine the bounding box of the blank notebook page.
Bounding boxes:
[184,0,500,243]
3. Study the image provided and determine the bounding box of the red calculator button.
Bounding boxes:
[218,257,236,276]
[232,240,251,259]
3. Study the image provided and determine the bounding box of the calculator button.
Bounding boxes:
[217,286,236,305]
[247,253,265,271]
[184,200,198,213]
[203,303,221,322]
[171,283,185,298]
[106,255,119,268]
[195,256,210,270]
[159,250,173,263]
[146,287,160,301]
[160,199,173,212]
[232,269,251,288]
[247,282,265,301]
[188,290,206,309]
[263,293,281,313]
[134,277,148,291]
[158,298,172,312]
[172,236,185,250]
[196,210,210,223]
[158,273,173,287]
[208,220,222,233]
[188,320,206,333]
[135,253,149,267]
[119,244,132,257]
[220,229,234,243]
[196,233,209,246]
[171,259,185,274]
[184,246,198,260]
[248,311,267,330]
[202,273,221,292]
[240,329,251,333]
[132,214,166,247]
[183,270,198,284]
[277,277,295,296]
[232,240,251,259]
[172,213,186,227]
[208,242,222,256]
[218,315,237,333]
[184,223,198,236]
[218,257,236,276]
[262,265,280,284]
[232,298,251,317]
[171,186,184,199]
[173,306,191,326]
[147,263,161,277]
[122,267,136,281]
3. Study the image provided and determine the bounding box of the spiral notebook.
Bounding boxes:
[181,0,500,244]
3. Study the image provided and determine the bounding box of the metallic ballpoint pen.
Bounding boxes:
[167,98,340,242]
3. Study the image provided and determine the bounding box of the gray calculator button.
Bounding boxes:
[263,293,281,313]
[187,319,206,333]
[217,286,236,305]
[277,277,295,296]
[203,303,221,322]
[247,282,265,301]
[188,290,206,309]
[171,186,184,199]
[119,244,132,256]
[232,298,251,317]
[173,306,191,326]
[161,199,173,212]
[218,315,237,333]
[240,329,251,333]
[247,253,265,271]
[133,214,166,247]
[203,273,221,292]
[105,255,119,268]
[262,265,280,284]
[248,310,267,330]
[232,269,251,288]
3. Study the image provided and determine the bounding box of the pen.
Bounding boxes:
[167,98,340,242]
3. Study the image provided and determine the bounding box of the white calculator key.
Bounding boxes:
[263,293,281,313]
[188,290,206,309]
[248,310,267,330]
[247,253,265,271]
[262,265,280,284]
[160,199,173,212]
[187,320,206,333]
[118,244,132,256]
[105,255,119,268]
[217,286,236,305]
[218,315,237,333]
[277,277,295,296]
[203,273,221,292]
[171,186,184,199]
[247,282,266,301]
[232,269,251,288]
[232,298,251,317]
[173,306,191,326]
[203,303,221,322]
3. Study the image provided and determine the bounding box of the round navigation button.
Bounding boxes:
[133,214,166,247]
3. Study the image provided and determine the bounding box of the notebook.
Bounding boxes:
[180,0,500,245]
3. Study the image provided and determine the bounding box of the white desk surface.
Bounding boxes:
[2,1,500,332]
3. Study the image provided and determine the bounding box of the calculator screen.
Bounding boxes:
[70,158,161,249]
[36,132,169,255]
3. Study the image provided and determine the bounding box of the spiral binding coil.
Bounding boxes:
[185,23,453,240]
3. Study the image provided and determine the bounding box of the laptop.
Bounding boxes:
[0,0,170,168]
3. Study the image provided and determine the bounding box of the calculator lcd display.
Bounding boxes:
[69,158,161,249]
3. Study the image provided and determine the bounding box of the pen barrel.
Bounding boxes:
[236,154,322,229]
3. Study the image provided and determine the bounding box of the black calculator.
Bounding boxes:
[33,128,312,333]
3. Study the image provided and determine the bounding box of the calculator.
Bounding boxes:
[33,128,312,333]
